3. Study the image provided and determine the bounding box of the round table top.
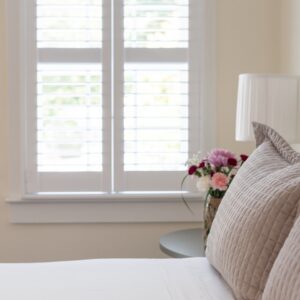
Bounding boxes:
[160,228,205,258]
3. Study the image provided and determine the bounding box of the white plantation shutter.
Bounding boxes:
[26,0,111,192]
[20,0,211,194]
[114,0,202,191]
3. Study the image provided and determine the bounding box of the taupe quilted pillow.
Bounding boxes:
[206,122,300,300]
[262,216,300,300]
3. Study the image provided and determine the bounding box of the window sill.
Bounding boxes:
[6,192,204,224]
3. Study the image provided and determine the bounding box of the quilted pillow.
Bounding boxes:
[262,215,300,300]
[206,122,300,300]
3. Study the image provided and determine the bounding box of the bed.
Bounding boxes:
[2,125,298,300]
[0,257,234,300]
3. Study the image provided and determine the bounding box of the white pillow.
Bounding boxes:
[206,122,300,300]
[262,215,300,300]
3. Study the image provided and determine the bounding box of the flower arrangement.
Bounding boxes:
[184,149,248,199]
[182,148,248,241]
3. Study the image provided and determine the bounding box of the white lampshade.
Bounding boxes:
[236,74,300,142]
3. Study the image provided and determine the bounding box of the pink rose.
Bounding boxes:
[211,172,229,191]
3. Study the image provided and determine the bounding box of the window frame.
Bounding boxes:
[5,0,216,223]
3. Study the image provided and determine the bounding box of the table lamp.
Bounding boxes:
[236,74,300,150]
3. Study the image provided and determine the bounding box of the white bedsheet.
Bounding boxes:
[0,257,234,300]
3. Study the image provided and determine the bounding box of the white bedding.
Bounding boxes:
[0,257,234,300]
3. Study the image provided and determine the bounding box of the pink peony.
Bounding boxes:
[207,148,236,167]
[211,172,229,191]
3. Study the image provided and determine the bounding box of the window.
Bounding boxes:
[6,0,216,201]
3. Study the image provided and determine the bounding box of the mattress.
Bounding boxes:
[0,257,234,300]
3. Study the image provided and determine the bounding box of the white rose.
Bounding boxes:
[196,176,211,193]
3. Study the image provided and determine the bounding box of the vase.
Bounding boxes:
[204,196,222,243]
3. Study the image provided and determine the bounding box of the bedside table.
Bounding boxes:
[160,228,205,258]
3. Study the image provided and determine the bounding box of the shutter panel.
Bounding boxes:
[26,0,110,192]
[114,0,200,191]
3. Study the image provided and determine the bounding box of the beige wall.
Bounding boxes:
[0,0,284,262]
[216,0,281,154]
[280,0,300,74]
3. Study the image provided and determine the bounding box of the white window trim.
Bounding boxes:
[7,193,203,223]
[5,0,216,223]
